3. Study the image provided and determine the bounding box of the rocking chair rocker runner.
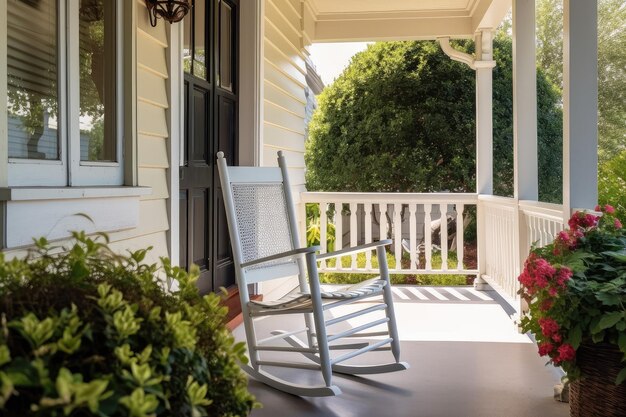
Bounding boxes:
[217,151,409,397]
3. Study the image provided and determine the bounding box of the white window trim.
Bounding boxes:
[7,0,125,187]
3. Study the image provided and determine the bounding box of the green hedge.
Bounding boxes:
[0,232,257,417]
[320,251,468,286]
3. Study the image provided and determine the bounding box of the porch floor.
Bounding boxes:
[233,286,570,417]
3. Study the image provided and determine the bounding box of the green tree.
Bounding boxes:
[598,150,626,219]
[306,38,563,202]
[536,0,626,162]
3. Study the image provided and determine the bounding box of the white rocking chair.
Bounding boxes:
[217,151,409,397]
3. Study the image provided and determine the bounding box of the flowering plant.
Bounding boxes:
[519,205,626,384]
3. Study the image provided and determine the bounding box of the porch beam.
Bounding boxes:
[512,0,538,201]
[562,0,598,215]
[314,17,474,42]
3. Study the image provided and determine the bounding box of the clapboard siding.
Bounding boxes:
[262,0,310,297]
[138,135,169,168]
[264,41,306,87]
[138,68,169,108]
[137,32,168,78]
[265,65,308,103]
[137,101,169,138]
[139,167,169,201]
[263,124,306,152]
[265,81,306,117]
[111,2,171,258]
[109,231,169,265]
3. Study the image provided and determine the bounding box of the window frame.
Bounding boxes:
[6,0,125,187]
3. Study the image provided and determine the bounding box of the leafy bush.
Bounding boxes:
[320,251,467,286]
[599,150,626,221]
[0,232,256,416]
[519,207,626,383]
[305,203,336,253]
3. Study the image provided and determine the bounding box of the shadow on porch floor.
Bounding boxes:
[233,286,569,417]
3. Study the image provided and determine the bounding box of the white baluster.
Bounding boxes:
[409,203,417,270]
[350,203,358,269]
[365,202,373,270]
[424,203,432,271]
[320,202,328,269]
[456,204,465,271]
[394,203,402,272]
[334,202,343,271]
[440,204,448,271]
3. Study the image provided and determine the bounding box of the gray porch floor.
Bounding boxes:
[233,286,570,417]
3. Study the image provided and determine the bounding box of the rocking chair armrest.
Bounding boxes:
[240,246,320,268]
[316,239,392,261]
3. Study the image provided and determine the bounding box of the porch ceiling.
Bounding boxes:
[306,0,512,42]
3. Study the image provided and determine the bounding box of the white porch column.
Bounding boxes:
[475,30,494,196]
[512,0,537,299]
[475,30,495,290]
[512,0,538,201]
[563,0,598,215]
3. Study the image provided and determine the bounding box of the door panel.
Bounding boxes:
[180,0,239,296]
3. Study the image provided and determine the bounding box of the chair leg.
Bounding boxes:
[305,252,333,388]
[377,246,401,362]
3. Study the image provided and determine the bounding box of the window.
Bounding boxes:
[6,0,124,186]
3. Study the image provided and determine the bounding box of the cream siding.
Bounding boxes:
[262,0,311,298]
[109,1,171,264]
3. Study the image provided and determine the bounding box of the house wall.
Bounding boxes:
[262,0,310,298]
[1,1,172,264]
[108,1,171,263]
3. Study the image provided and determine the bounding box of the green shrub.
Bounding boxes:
[319,250,467,286]
[0,232,257,416]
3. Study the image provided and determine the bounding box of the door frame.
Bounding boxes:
[166,1,263,268]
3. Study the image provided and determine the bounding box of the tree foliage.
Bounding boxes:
[535,0,625,211]
[536,0,626,162]
[306,39,563,202]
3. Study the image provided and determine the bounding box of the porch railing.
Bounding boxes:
[300,191,565,314]
[478,196,565,308]
[300,192,479,276]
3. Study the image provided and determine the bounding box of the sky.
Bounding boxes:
[308,42,371,86]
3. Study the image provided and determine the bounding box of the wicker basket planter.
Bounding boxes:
[569,343,626,417]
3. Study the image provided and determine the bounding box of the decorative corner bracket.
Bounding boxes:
[437,36,496,71]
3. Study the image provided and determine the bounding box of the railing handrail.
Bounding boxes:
[477,194,517,206]
[301,191,479,204]
[519,200,565,221]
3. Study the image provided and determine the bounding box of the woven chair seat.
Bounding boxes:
[249,278,387,311]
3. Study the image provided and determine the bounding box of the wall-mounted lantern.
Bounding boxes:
[145,0,191,27]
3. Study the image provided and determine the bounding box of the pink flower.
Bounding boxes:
[555,267,572,287]
[538,317,560,337]
[604,204,615,214]
[615,219,622,229]
[548,287,559,297]
[557,230,569,242]
[552,334,562,343]
[568,211,599,230]
[583,213,599,228]
[538,342,554,357]
[540,299,553,312]
[557,344,576,362]
[595,205,601,212]
[535,258,556,278]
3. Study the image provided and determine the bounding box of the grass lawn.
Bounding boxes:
[319,250,472,286]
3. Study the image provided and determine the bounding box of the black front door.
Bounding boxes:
[180,0,238,294]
